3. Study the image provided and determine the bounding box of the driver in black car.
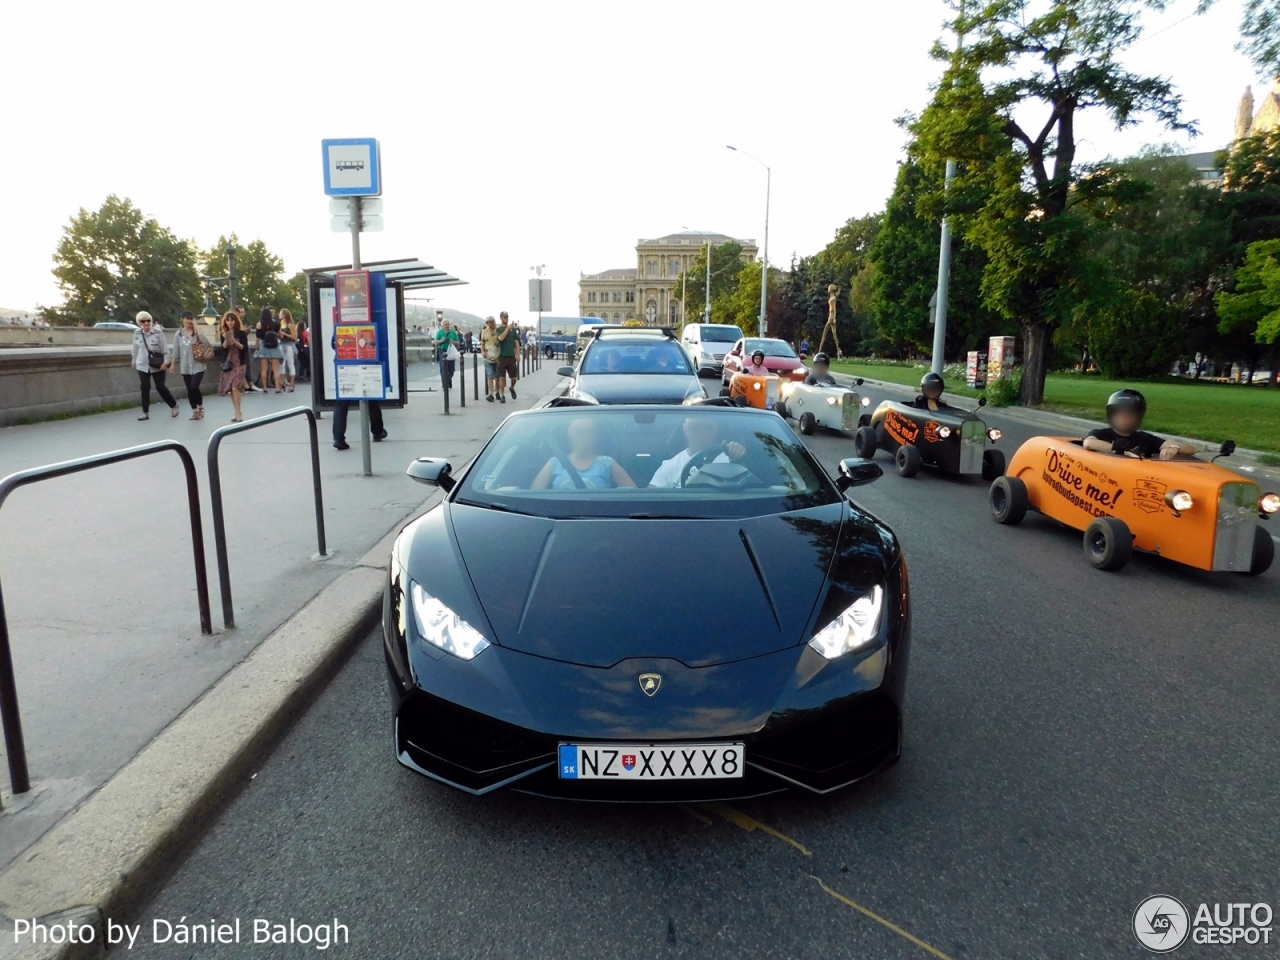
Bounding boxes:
[805,352,837,386]
[1081,388,1195,460]
[911,372,951,411]
[648,417,747,488]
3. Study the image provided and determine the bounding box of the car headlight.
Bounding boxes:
[1165,489,1193,512]
[409,581,491,660]
[826,395,838,406]
[780,382,795,397]
[861,396,871,407]
[1260,492,1279,514]
[987,428,1002,441]
[938,426,952,438]
[807,585,884,660]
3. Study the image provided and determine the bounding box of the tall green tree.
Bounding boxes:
[869,160,1004,358]
[1216,238,1280,382]
[200,235,304,321]
[42,195,201,326]
[677,241,745,326]
[913,0,1193,404]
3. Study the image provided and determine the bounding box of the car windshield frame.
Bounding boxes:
[744,339,799,359]
[450,406,842,520]
[580,339,695,376]
[697,325,744,343]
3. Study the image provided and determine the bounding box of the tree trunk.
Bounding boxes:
[1020,320,1051,406]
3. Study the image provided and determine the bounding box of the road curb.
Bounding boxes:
[0,533,419,960]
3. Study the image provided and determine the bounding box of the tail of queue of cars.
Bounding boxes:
[680,323,745,377]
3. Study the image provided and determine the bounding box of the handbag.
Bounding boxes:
[221,358,234,372]
[192,337,215,362]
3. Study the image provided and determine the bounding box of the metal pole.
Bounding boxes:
[705,240,712,323]
[760,165,770,338]
[459,349,465,407]
[349,196,372,476]
[931,158,957,376]
[227,246,237,312]
[473,350,479,400]
[0,579,29,795]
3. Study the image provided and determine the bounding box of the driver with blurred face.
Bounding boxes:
[1081,388,1194,460]
[649,417,747,488]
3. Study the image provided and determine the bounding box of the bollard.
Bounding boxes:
[459,357,465,408]
[443,366,450,414]
[473,351,479,401]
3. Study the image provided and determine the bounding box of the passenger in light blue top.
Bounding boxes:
[531,418,637,490]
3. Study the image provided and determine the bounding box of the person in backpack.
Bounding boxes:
[131,311,178,420]
[255,307,285,392]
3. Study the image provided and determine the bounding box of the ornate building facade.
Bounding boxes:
[579,231,758,326]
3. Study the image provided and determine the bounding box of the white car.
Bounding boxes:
[776,378,870,435]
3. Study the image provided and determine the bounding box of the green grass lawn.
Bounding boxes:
[832,360,1280,453]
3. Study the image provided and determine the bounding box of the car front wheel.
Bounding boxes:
[1083,517,1132,571]
[799,412,816,435]
[895,443,921,478]
[854,426,878,459]
[1246,524,1275,575]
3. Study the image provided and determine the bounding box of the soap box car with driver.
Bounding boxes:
[990,436,1276,574]
[777,377,871,435]
[724,371,780,410]
[857,396,1005,480]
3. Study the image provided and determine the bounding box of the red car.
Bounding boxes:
[721,338,808,385]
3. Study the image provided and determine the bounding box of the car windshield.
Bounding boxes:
[700,325,743,343]
[454,407,839,519]
[744,339,798,358]
[582,341,693,375]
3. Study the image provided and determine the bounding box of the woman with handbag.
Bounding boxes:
[132,311,178,420]
[278,308,299,393]
[173,311,214,420]
[218,311,246,422]
[255,307,285,393]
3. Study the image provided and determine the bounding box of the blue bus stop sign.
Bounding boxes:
[322,138,381,197]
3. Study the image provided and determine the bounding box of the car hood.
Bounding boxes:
[437,501,872,668]
[575,373,704,404]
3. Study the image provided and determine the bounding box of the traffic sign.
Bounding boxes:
[329,198,382,217]
[330,214,384,233]
[528,278,552,312]
[322,138,382,196]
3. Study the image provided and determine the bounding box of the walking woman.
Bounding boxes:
[172,311,212,420]
[132,311,178,420]
[218,311,246,422]
[278,308,299,392]
[255,306,285,393]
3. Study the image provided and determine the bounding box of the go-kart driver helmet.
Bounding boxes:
[751,349,766,364]
[920,371,945,399]
[812,352,831,366]
[1105,388,1147,427]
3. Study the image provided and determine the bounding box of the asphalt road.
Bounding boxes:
[130,385,1279,959]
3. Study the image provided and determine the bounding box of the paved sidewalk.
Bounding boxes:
[0,358,564,868]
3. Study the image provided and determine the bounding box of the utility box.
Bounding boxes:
[988,336,1017,380]
[966,351,988,389]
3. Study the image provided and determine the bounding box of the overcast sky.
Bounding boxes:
[0,0,1261,322]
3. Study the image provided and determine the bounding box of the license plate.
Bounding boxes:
[557,743,744,780]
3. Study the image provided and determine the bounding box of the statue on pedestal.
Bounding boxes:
[816,283,843,359]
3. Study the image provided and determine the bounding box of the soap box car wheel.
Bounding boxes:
[854,426,878,459]
[1084,516,1132,571]
[982,448,1006,482]
[858,413,871,429]
[774,399,788,420]
[799,412,816,435]
[989,476,1028,525]
[719,386,731,398]
[895,443,921,478]
[1247,525,1274,576]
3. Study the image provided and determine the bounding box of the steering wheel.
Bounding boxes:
[679,443,732,488]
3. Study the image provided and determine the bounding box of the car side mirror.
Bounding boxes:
[836,458,882,491]
[406,457,455,491]
[1219,440,1236,458]
[557,365,576,378]
[977,396,987,407]
[855,378,864,386]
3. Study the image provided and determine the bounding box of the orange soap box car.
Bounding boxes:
[989,437,1277,574]
[725,372,780,411]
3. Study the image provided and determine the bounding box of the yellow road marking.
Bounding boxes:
[811,875,955,960]
[680,804,713,826]
[707,803,812,856]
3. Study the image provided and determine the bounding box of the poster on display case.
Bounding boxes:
[309,271,406,409]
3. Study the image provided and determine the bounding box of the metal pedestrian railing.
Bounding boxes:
[0,441,213,795]
[207,407,327,629]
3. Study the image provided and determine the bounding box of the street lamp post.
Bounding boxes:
[727,146,771,337]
